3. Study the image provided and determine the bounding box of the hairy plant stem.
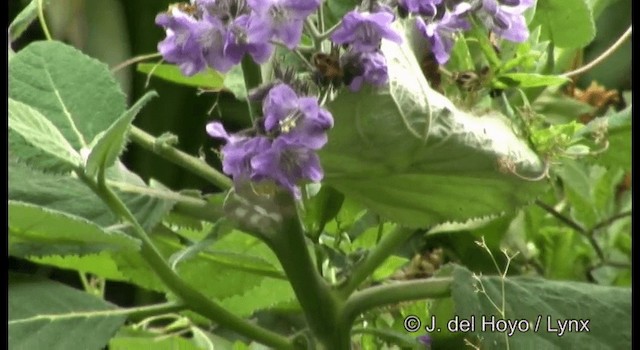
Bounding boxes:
[339,226,416,297]
[535,199,605,261]
[124,301,187,321]
[79,171,293,350]
[240,56,263,123]
[37,0,52,40]
[562,26,632,78]
[343,278,452,322]
[129,126,232,190]
[111,52,162,73]
[263,208,349,349]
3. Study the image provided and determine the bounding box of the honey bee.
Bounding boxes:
[170,2,198,16]
[311,48,344,88]
[452,66,491,92]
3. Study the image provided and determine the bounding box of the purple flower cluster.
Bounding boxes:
[330,9,403,91]
[156,0,321,75]
[207,83,333,199]
[403,0,536,64]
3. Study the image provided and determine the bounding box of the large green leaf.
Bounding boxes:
[449,265,631,349]
[319,21,547,228]
[9,159,175,232]
[530,0,596,48]
[9,274,127,350]
[9,201,140,257]
[9,40,126,149]
[8,98,82,169]
[85,91,158,177]
[137,63,225,89]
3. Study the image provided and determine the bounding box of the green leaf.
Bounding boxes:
[220,278,296,317]
[9,158,175,232]
[576,106,631,170]
[530,0,596,48]
[8,98,82,169]
[538,226,592,280]
[9,273,127,350]
[494,73,570,89]
[304,185,345,236]
[9,40,126,149]
[533,90,595,124]
[137,63,225,89]
[85,91,158,177]
[319,21,547,228]
[109,326,202,350]
[151,228,289,299]
[222,64,247,100]
[29,253,127,281]
[9,0,51,42]
[9,200,141,257]
[450,265,631,349]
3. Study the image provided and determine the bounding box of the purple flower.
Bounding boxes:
[331,10,402,53]
[207,83,333,199]
[206,122,271,181]
[225,14,274,64]
[341,50,389,92]
[156,9,207,76]
[194,14,240,72]
[417,333,432,347]
[247,0,321,49]
[399,0,442,17]
[250,138,324,199]
[262,84,333,149]
[416,3,471,64]
[475,0,536,42]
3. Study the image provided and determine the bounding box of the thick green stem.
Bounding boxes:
[82,173,293,350]
[265,209,348,349]
[339,227,416,297]
[344,278,452,323]
[241,56,263,122]
[129,126,232,189]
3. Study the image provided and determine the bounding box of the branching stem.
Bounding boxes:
[562,26,632,79]
[129,126,232,190]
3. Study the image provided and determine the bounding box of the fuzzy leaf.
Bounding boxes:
[219,278,296,317]
[319,21,547,228]
[450,265,631,349]
[85,91,157,177]
[8,98,82,169]
[29,253,127,281]
[9,158,175,233]
[9,40,126,148]
[9,201,141,257]
[530,0,596,48]
[9,274,127,350]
